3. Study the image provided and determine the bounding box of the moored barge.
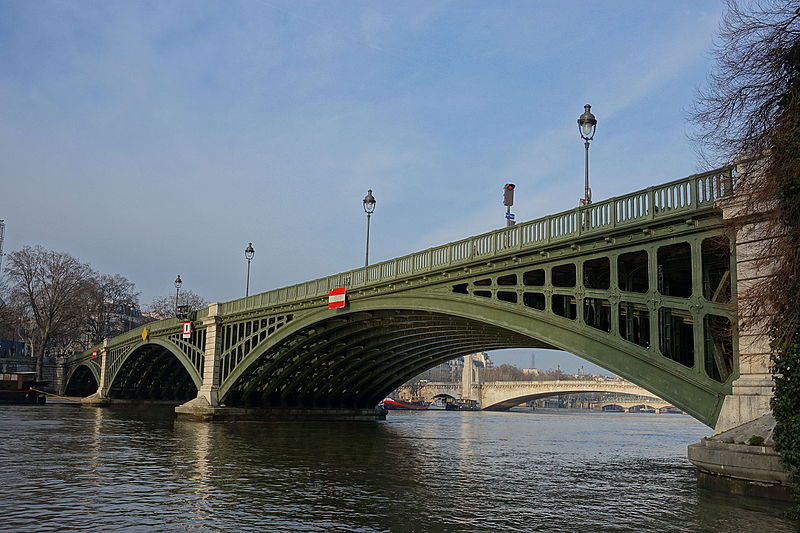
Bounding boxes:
[0,372,47,404]
[379,398,429,410]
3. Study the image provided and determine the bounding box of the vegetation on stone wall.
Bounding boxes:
[772,325,800,514]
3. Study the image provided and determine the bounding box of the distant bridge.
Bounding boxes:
[402,379,659,410]
[62,167,762,428]
[598,400,676,411]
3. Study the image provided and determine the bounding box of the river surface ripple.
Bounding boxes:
[0,405,795,532]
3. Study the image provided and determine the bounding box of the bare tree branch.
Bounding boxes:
[4,246,94,378]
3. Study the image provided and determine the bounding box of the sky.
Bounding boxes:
[0,1,728,374]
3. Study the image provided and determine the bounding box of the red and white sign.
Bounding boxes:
[91,350,98,359]
[182,321,193,339]
[328,287,347,309]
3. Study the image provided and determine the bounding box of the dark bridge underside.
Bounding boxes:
[224,309,551,409]
[109,344,197,401]
[64,365,98,397]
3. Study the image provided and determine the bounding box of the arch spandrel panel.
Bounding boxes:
[106,338,204,394]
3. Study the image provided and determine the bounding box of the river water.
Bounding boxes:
[0,405,794,532]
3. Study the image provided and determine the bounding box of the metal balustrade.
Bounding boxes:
[203,167,734,317]
[63,168,727,340]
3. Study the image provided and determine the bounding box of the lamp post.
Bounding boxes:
[174,275,182,312]
[363,189,376,267]
[577,103,598,205]
[245,242,255,297]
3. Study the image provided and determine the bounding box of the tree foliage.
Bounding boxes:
[692,0,800,513]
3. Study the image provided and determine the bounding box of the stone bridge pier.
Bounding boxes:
[711,192,775,433]
[687,185,787,501]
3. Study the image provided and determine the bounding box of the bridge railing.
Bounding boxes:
[197,167,734,317]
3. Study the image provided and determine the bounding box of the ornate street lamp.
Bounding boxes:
[363,189,376,267]
[174,275,182,312]
[577,104,598,205]
[245,242,255,297]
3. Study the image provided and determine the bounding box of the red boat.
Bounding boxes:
[379,398,429,410]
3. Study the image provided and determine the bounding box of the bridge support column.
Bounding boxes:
[176,303,224,418]
[197,306,223,407]
[83,339,110,405]
[461,353,485,403]
[713,193,776,434]
[54,355,66,395]
[713,335,774,434]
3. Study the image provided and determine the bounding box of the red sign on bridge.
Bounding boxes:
[328,287,347,309]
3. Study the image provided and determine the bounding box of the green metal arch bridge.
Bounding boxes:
[66,167,741,427]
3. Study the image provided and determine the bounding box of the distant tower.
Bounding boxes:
[530,350,536,369]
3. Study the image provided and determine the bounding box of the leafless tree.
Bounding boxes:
[691,0,800,343]
[83,274,140,343]
[148,290,209,320]
[481,364,527,381]
[4,246,95,378]
[691,1,800,511]
[481,364,577,382]
[0,296,26,356]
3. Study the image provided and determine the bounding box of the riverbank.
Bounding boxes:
[688,414,791,501]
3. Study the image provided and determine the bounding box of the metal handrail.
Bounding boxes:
[71,166,734,360]
[217,167,733,316]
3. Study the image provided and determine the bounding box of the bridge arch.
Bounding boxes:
[480,388,659,411]
[356,294,726,423]
[432,393,457,400]
[217,304,533,408]
[64,362,100,397]
[106,339,201,401]
[217,292,727,425]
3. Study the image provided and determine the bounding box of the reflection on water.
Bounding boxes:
[0,405,795,532]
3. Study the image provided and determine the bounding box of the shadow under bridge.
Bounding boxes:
[220,307,540,409]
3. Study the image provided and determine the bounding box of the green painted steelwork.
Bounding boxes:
[65,168,737,426]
